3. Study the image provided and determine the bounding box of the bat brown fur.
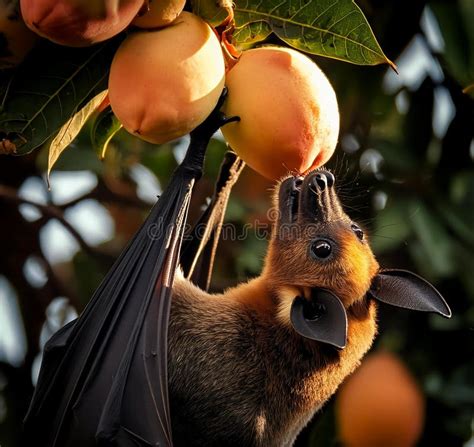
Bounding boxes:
[167,171,379,446]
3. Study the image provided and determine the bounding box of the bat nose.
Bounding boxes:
[310,171,335,192]
[278,176,304,224]
[300,170,341,222]
[291,176,304,193]
[277,171,341,226]
[294,176,304,189]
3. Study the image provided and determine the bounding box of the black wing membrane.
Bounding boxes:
[24,90,239,447]
[23,153,193,447]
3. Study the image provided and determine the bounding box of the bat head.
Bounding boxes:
[263,169,451,349]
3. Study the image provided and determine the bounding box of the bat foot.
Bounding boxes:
[216,86,229,110]
[190,88,240,143]
[182,88,240,179]
[222,115,240,126]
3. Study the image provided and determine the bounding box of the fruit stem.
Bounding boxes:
[221,35,240,70]
[213,6,240,70]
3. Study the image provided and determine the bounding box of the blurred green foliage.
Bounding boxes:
[0,0,473,446]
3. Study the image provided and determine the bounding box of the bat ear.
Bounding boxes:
[368,269,451,318]
[290,289,348,349]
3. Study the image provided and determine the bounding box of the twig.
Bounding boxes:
[0,184,99,257]
[56,179,149,211]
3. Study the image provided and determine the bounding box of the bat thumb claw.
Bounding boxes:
[222,115,240,126]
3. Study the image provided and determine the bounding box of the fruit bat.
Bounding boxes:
[24,94,451,445]
[167,170,451,446]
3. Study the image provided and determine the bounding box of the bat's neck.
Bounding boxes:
[221,276,278,317]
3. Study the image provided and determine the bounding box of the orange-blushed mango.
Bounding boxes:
[336,351,425,447]
[108,12,225,144]
[222,47,339,180]
[20,0,144,47]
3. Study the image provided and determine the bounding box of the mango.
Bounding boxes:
[221,46,339,180]
[20,0,144,47]
[132,0,185,29]
[336,352,425,447]
[108,12,225,144]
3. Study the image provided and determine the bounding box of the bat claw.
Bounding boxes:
[222,115,240,125]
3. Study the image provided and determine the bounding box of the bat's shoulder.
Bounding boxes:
[169,274,248,341]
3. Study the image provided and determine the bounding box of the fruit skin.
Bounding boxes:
[335,351,425,447]
[108,12,225,144]
[221,46,339,180]
[20,0,144,47]
[0,0,38,69]
[132,0,185,29]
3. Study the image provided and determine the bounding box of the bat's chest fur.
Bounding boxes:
[168,277,377,447]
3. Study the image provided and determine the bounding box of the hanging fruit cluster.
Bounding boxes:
[2,0,394,168]
[10,0,341,180]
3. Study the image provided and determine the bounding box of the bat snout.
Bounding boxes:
[278,176,304,224]
[310,170,335,192]
[301,170,344,222]
[277,170,345,225]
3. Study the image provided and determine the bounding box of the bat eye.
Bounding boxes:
[311,239,332,259]
[351,224,364,241]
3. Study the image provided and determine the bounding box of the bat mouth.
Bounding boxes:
[278,169,343,224]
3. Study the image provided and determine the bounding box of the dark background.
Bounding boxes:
[1,0,473,445]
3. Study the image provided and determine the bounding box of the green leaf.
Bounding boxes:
[237,0,393,65]
[37,143,104,174]
[233,21,272,49]
[0,38,121,155]
[47,90,108,177]
[90,105,123,159]
[194,0,393,66]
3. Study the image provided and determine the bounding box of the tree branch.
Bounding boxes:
[0,184,100,258]
[56,178,150,211]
